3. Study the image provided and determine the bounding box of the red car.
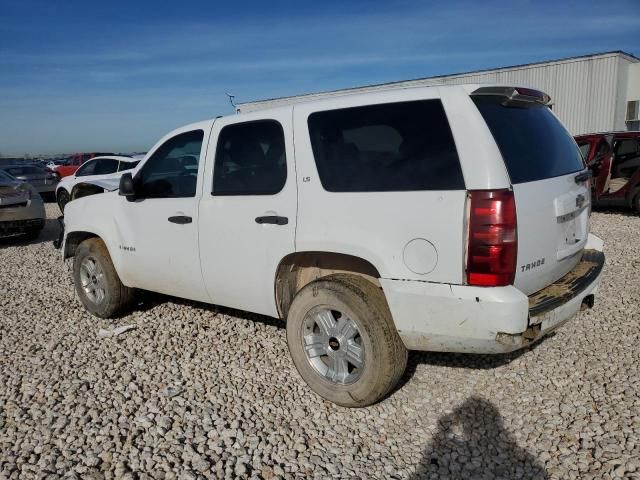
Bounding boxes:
[54,152,114,178]
[575,131,640,213]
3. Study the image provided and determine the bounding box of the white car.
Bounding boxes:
[55,156,139,212]
[60,84,605,407]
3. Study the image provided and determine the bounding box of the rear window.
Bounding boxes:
[473,97,585,184]
[308,100,464,192]
[5,166,40,176]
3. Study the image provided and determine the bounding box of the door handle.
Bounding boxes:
[168,215,192,224]
[255,215,288,225]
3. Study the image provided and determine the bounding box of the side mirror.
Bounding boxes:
[119,172,135,200]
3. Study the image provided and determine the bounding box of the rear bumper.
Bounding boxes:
[381,233,605,354]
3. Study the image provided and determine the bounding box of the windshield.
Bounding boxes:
[473,97,585,184]
[0,170,17,182]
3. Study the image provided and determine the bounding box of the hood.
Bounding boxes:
[79,177,121,191]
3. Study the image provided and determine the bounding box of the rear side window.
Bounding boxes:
[307,100,464,192]
[473,97,584,184]
[213,120,287,196]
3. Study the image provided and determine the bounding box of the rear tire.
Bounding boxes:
[57,189,70,214]
[73,238,134,318]
[286,274,407,407]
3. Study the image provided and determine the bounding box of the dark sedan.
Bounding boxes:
[1,164,60,199]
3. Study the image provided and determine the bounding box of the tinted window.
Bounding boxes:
[5,166,43,176]
[136,130,203,198]
[75,160,96,177]
[118,160,140,172]
[473,97,585,184]
[307,100,464,192]
[213,120,286,195]
[0,170,15,181]
[94,159,119,175]
[578,143,591,161]
[614,139,638,156]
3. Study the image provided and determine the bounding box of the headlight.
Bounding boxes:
[18,183,35,199]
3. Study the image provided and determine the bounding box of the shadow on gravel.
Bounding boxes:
[411,397,548,479]
[132,290,286,330]
[0,217,61,249]
[591,205,638,216]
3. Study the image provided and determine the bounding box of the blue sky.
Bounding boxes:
[1,0,639,155]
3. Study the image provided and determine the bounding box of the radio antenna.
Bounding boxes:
[225,92,237,111]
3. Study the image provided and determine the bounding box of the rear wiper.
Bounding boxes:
[575,170,592,183]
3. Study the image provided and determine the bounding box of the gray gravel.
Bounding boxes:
[1,203,639,479]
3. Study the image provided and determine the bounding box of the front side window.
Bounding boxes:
[93,159,119,175]
[308,100,464,192]
[75,160,96,177]
[212,120,287,196]
[136,130,204,198]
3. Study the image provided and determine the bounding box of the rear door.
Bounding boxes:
[473,96,589,295]
[198,109,296,317]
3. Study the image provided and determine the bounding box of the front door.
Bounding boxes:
[198,111,297,317]
[115,126,211,302]
[590,138,613,199]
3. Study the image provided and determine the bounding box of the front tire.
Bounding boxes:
[73,238,133,318]
[286,274,407,407]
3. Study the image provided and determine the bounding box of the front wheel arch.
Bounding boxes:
[63,231,99,259]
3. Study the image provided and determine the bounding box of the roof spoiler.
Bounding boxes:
[471,86,551,105]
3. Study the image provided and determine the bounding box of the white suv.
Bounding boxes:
[61,84,605,407]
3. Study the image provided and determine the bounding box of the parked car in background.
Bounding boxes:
[47,158,71,170]
[0,170,45,239]
[575,131,640,212]
[51,152,114,179]
[56,156,139,212]
[1,164,60,199]
[61,84,604,407]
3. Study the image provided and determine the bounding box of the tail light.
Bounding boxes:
[466,189,517,287]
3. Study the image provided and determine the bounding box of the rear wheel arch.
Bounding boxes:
[274,251,382,319]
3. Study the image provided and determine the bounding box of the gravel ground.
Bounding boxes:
[1,203,639,480]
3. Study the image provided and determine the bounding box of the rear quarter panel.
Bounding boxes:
[292,86,506,283]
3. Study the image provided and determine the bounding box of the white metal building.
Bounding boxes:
[237,51,640,135]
